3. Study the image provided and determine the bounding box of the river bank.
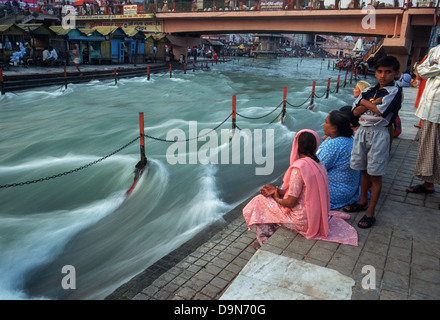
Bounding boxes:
[107,86,440,301]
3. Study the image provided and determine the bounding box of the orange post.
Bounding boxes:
[169,63,172,78]
[126,112,147,195]
[64,65,67,89]
[281,86,287,123]
[193,61,195,72]
[310,81,316,105]
[138,112,147,168]
[344,70,348,87]
[232,95,236,131]
[114,68,118,85]
[326,78,331,98]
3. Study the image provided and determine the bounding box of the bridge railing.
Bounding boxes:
[71,0,439,16]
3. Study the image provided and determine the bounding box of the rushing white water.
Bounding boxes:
[0,58,369,299]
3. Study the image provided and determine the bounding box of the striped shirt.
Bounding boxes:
[352,82,402,127]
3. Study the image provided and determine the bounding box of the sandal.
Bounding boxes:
[358,215,376,229]
[406,184,435,194]
[343,202,369,213]
[252,240,261,250]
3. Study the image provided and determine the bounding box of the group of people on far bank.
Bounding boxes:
[243,36,440,249]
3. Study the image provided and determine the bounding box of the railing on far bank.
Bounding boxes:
[69,0,439,16]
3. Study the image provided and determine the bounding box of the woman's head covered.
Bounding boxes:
[297,131,320,163]
[289,129,320,165]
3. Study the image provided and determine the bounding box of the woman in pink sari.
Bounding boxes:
[243,129,358,249]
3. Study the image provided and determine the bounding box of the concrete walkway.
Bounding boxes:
[107,86,440,300]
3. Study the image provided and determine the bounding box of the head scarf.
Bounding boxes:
[283,129,330,239]
[282,129,320,189]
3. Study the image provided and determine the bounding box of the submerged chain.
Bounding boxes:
[0,136,140,189]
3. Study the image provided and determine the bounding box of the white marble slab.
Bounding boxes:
[220,250,355,300]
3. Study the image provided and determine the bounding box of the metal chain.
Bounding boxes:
[0,136,140,189]
[285,93,312,108]
[144,112,233,143]
[314,91,327,99]
[236,102,282,120]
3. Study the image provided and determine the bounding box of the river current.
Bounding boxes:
[0,58,372,299]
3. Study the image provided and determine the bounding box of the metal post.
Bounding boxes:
[326,78,331,99]
[64,65,67,89]
[138,112,147,169]
[281,86,287,124]
[310,81,316,106]
[336,75,340,93]
[232,95,236,132]
[0,68,4,95]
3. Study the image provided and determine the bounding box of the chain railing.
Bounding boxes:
[0,136,140,189]
[1,67,351,190]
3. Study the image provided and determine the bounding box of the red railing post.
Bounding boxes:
[310,81,316,105]
[281,86,287,123]
[232,95,236,131]
[326,78,331,98]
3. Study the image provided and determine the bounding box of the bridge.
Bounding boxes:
[157,7,438,71]
[73,2,439,71]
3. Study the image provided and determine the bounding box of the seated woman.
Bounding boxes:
[242,129,358,249]
[317,110,361,210]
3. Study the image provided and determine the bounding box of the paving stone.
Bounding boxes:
[106,109,440,301]
[174,287,197,300]
[382,270,410,291]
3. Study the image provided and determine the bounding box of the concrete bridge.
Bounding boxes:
[157,7,438,71]
[75,3,439,71]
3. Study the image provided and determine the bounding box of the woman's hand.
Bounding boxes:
[260,185,276,197]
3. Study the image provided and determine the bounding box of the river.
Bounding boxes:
[0,57,371,299]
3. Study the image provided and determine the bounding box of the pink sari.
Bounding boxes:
[243,129,358,246]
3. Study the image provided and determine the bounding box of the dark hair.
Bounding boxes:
[298,132,320,163]
[339,106,359,129]
[375,56,400,72]
[328,110,353,138]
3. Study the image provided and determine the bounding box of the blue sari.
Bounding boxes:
[317,136,361,209]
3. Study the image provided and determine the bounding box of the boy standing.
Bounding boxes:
[344,56,402,228]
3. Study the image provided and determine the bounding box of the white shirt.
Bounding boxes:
[416,44,440,124]
[42,49,50,60]
[49,49,58,60]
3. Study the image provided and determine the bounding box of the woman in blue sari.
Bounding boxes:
[317,110,361,210]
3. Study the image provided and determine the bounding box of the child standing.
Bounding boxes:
[344,56,402,228]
